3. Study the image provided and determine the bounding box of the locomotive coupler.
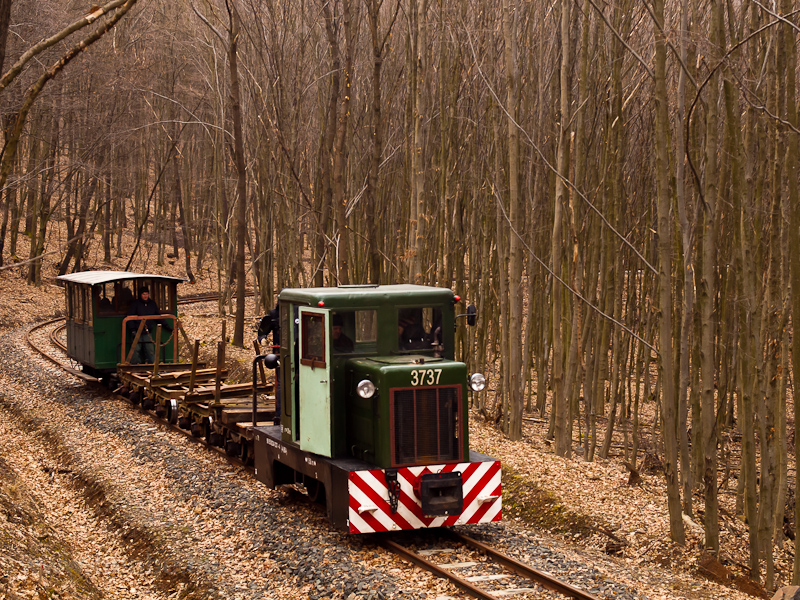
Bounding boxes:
[385,469,401,514]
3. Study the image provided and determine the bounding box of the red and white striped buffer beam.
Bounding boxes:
[347,460,502,533]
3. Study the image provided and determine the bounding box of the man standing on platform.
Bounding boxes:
[127,286,169,364]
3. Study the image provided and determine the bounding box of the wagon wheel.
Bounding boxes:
[204,417,214,443]
[166,399,178,425]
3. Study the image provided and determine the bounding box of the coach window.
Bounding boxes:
[117,282,134,313]
[84,286,92,326]
[97,283,115,314]
[70,285,84,324]
[301,313,326,368]
[152,281,166,309]
[66,283,74,320]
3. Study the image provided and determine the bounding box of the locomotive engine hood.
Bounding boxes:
[343,357,469,469]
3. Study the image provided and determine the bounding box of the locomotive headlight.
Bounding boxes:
[469,373,487,392]
[356,379,376,399]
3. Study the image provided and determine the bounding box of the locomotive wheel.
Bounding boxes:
[225,440,241,457]
[304,476,325,504]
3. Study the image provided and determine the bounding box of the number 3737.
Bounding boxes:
[410,368,443,387]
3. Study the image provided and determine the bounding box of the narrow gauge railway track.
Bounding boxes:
[27,317,93,381]
[25,317,254,472]
[26,293,604,600]
[379,529,601,600]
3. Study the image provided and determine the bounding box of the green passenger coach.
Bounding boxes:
[57,271,183,378]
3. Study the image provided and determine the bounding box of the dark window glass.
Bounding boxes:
[398,307,443,354]
[301,313,326,367]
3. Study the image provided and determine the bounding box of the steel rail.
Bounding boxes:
[447,530,601,600]
[380,531,601,600]
[28,289,253,377]
[26,318,97,381]
[25,310,254,472]
[378,537,497,600]
[50,322,67,352]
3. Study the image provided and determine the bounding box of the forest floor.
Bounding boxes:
[0,228,793,600]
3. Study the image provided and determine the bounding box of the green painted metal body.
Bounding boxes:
[276,284,469,469]
[57,271,182,374]
[298,307,332,455]
[344,356,468,467]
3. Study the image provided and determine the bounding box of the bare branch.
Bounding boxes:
[0,0,132,92]
[463,22,658,275]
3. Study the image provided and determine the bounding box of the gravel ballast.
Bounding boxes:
[0,323,709,600]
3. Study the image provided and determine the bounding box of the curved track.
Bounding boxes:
[26,289,258,380]
[24,292,256,470]
[27,317,94,381]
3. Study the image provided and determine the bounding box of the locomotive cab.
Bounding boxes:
[275,285,466,464]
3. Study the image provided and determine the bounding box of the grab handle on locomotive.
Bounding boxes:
[252,353,279,431]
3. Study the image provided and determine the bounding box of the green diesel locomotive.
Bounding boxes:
[254,284,500,533]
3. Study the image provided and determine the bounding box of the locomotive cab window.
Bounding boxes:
[355,310,377,345]
[301,313,326,367]
[330,310,377,354]
[398,307,442,354]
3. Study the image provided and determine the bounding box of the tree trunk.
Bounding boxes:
[552,0,571,458]
[698,0,722,556]
[653,0,684,544]
[228,3,247,347]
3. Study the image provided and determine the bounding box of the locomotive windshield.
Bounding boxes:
[397,307,443,355]
[326,310,377,354]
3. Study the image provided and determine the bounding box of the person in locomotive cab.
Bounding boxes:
[398,309,427,350]
[331,313,354,353]
[127,286,170,364]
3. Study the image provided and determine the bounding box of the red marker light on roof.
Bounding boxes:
[318,300,325,307]
[454,295,461,303]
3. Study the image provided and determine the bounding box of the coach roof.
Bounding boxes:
[57,271,185,286]
[278,284,457,308]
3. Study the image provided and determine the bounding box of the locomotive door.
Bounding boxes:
[297,307,332,457]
